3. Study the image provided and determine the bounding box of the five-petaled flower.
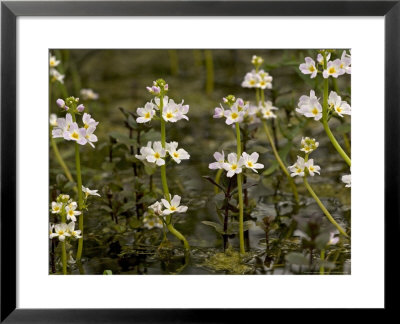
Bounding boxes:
[82,186,101,198]
[67,222,82,239]
[299,57,318,78]
[288,156,306,177]
[241,152,264,173]
[65,205,81,222]
[51,202,62,214]
[328,91,351,117]
[323,59,345,78]
[209,151,225,170]
[136,102,156,123]
[161,195,188,215]
[296,90,323,121]
[223,153,244,177]
[166,141,190,164]
[50,223,71,242]
[305,159,321,176]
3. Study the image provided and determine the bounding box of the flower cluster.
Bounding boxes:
[49,54,65,84]
[51,111,99,148]
[148,194,188,217]
[296,90,351,120]
[288,137,321,177]
[80,88,99,101]
[49,194,82,241]
[142,212,163,230]
[135,141,190,166]
[209,151,264,177]
[136,97,189,124]
[299,50,351,79]
[241,55,272,89]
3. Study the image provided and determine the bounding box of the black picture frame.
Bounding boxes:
[1,0,398,321]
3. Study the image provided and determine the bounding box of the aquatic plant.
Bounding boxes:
[135,79,190,251]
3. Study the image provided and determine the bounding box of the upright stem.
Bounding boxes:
[159,93,189,251]
[50,136,74,184]
[320,249,325,275]
[303,176,348,237]
[70,112,85,261]
[214,168,223,194]
[322,53,351,167]
[235,123,245,254]
[60,213,67,275]
[262,120,299,203]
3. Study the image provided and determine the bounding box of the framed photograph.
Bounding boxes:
[1,0,397,321]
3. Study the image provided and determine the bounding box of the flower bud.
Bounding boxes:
[77,104,85,113]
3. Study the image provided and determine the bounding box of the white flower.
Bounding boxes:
[300,137,319,154]
[213,104,225,118]
[162,99,189,122]
[257,70,273,89]
[80,88,99,100]
[161,195,188,215]
[288,156,306,177]
[342,174,351,187]
[52,113,73,138]
[49,114,58,127]
[50,223,71,242]
[299,57,317,78]
[328,232,339,245]
[82,113,99,130]
[60,194,70,201]
[84,126,98,148]
[82,186,101,198]
[145,141,166,166]
[328,91,351,117]
[241,70,260,88]
[49,55,60,68]
[305,159,321,176]
[165,141,190,164]
[65,205,81,222]
[224,105,244,125]
[51,202,62,214]
[323,59,345,78]
[135,142,153,161]
[136,102,156,123]
[241,152,264,173]
[296,90,323,121]
[143,213,163,229]
[49,68,65,84]
[154,96,169,110]
[67,222,82,239]
[67,200,77,210]
[209,151,225,170]
[340,50,351,74]
[317,52,331,64]
[260,101,278,119]
[149,201,164,216]
[223,153,244,178]
[63,122,87,145]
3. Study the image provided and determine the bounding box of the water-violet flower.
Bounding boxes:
[328,91,351,117]
[296,90,322,121]
[223,153,244,177]
[63,122,87,145]
[300,137,319,154]
[136,102,156,123]
[65,205,81,222]
[145,141,166,166]
[67,222,82,239]
[50,223,71,242]
[323,59,345,78]
[305,159,321,176]
[165,141,190,164]
[209,151,225,170]
[161,195,188,215]
[288,156,306,177]
[241,152,264,173]
[224,105,244,125]
[82,186,101,198]
[299,57,317,78]
[49,55,60,68]
[51,202,62,214]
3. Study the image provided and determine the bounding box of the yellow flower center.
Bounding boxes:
[310,166,314,171]
[173,152,179,158]
[309,66,315,72]
[54,206,60,211]
[265,111,271,116]
[296,168,302,173]
[71,132,79,140]
[154,152,160,159]
[231,112,238,119]
[166,112,173,119]
[84,124,89,129]
[328,67,336,74]
[58,230,64,235]
[337,107,342,112]
[148,221,155,227]
[145,112,151,118]
[231,164,237,170]
[247,162,253,167]
[249,80,256,85]
[312,107,319,115]
[260,81,266,86]
[340,63,344,68]
[170,206,177,211]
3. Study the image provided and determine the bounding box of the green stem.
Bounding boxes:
[60,213,67,275]
[214,168,223,194]
[70,112,85,261]
[262,120,299,204]
[255,88,260,106]
[320,249,325,275]
[303,176,348,237]
[50,135,74,184]
[322,53,351,167]
[159,93,189,251]
[235,123,245,254]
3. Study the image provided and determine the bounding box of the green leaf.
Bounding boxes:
[103,270,113,275]
[285,252,309,266]
[202,221,224,234]
[315,232,330,250]
[127,115,137,129]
